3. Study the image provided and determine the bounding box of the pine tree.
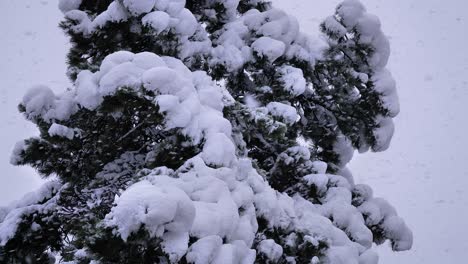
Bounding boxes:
[0,0,411,263]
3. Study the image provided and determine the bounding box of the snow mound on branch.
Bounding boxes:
[58,0,81,13]
[21,85,76,122]
[122,0,156,15]
[279,66,307,96]
[372,116,395,152]
[252,37,286,62]
[0,181,62,245]
[105,180,195,241]
[356,188,413,251]
[266,102,299,125]
[257,239,283,261]
[48,123,76,139]
[372,69,400,117]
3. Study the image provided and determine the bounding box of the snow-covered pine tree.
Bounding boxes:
[0,0,412,263]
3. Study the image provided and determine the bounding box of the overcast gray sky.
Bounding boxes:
[1,1,467,263]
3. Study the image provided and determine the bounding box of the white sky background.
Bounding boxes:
[0,0,467,263]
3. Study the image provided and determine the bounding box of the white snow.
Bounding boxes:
[58,0,81,13]
[322,15,347,38]
[105,180,195,241]
[257,239,283,262]
[252,37,286,62]
[21,85,55,119]
[122,0,156,16]
[142,11,171,34]
[372,69,399,117]
[266,102,299,125]
[186,236,223,264]
[21,85,77,122]
[9,140,27,166]
[278,66,307,96]
[0,181,62,245]
[48,123,75,139]
[372,116,395,152]
[201,133,237,167]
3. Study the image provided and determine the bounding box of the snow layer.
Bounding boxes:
[266,102,299,125]
[0,181,62,245]
[105,180,195,241]
[258,239,283,261]
[58,0,81,13]
[48,123,76,139]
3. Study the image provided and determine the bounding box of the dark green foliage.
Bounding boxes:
[16,89,163,183]
[268,147,316,193]
[78,0,114,14]
[224,102,292,173]
[86,227,168,263]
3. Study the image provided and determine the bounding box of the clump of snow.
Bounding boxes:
[21,85,77,122]
[266,102,299,125]
[355,13,390,70]
[322,15,347,38]
[312,161,328,174]
[142,11,171,34]
[21,85,55,119]
[333,134,355,167]
[337,0,366,30]
[105,180,195,241]
[252,37,286,62]
[58,0,81,13]
[122,0,155,15]
[48,123,76,140]
[357,196,413,251]
[10,140,27,166]
[257,239,283,262]
[202,133,237,167]
[372,116,395,152]
[372,69,399,117]
[279,66,307,96]
[186,236,223,264]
